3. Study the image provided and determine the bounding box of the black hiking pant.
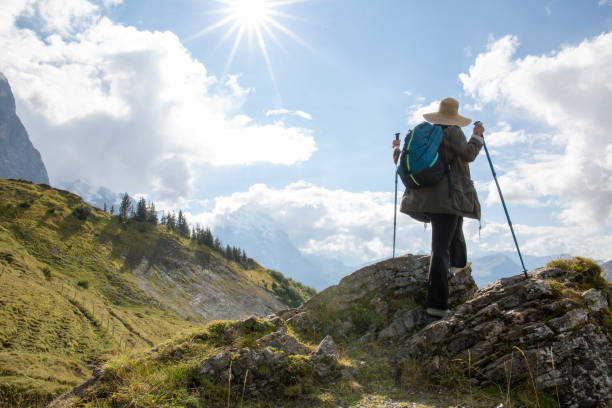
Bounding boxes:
[426,214,467,310]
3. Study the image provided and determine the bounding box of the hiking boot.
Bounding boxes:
[426,307,449,318]
[450,261,472,275]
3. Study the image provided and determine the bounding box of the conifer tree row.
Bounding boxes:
[103,192,254,268]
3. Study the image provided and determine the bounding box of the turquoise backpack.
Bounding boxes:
[396,122,449,189]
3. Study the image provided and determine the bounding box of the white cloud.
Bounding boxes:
[460,33,612,227]
[599,0,612,6]
[407,100,439,126]
[484,122,528,147]
[189,182,429,266]
[266,108,312,120]
[0,0,316,200]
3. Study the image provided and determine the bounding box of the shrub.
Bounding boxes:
[546,256,606,289]
[73,205,92,221]
[77,280,89,289]
[42,267,52,280]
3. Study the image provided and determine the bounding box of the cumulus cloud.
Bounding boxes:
[0,0,316,201]
[484,122,528,147]
[460,33,612,227]
[189,182,429,265]
[266,109,312,120]
[407,100,439,126]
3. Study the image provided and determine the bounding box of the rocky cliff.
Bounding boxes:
[0,72,49,184]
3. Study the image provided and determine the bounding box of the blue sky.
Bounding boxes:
[1,0,611,269]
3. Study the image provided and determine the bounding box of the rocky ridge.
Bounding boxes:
[0,72,49,184]
[281,255,611,407]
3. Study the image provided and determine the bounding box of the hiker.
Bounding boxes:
[392,97,484,318]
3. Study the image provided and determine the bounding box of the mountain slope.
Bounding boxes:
[471,253,522,287]
[0,178,312,407]
[0,73,49,184]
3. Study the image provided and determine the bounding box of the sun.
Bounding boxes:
[193,0,310,88]
[227,0,273,29]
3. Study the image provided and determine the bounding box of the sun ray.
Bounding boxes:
[255,25,280,99]
[196,0,311,87]
[265,18,315,53]
[261,22,289,55]
[216,20,242,50]
[225,25,247,74]
[189,15,235,40]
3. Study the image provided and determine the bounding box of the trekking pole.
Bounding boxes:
[392,133,400,258]
[478,122,528,278]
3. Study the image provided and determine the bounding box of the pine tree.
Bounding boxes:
[167,212,176,231]
[148,202,158,225]
[135,197,147,222]
[103,203,108,213]
[177,210,190,237]
[204,227,214,248]
[119,193,131,222]
[214,237,222,251]
[110,205,114,215]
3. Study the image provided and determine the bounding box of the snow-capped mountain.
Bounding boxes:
[212,207,352,291]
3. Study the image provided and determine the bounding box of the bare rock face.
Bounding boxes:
[0,72,49,184]
[280,254,478,343]
[396,266,612,407]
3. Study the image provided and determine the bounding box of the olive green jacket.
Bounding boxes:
[393,125,483,222]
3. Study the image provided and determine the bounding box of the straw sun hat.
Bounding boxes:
[423,97,471,127]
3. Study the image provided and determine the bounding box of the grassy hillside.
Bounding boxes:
[0,178,314,407]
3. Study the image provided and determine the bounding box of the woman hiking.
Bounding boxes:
[392,97,484,318]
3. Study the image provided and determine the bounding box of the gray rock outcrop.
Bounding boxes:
[196,317,339,400]
[0,72,49,184]
[396,265,612,407]
[279,254,478,342]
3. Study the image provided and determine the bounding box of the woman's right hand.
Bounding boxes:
[392,139,400,149]
[473,121,485,136]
